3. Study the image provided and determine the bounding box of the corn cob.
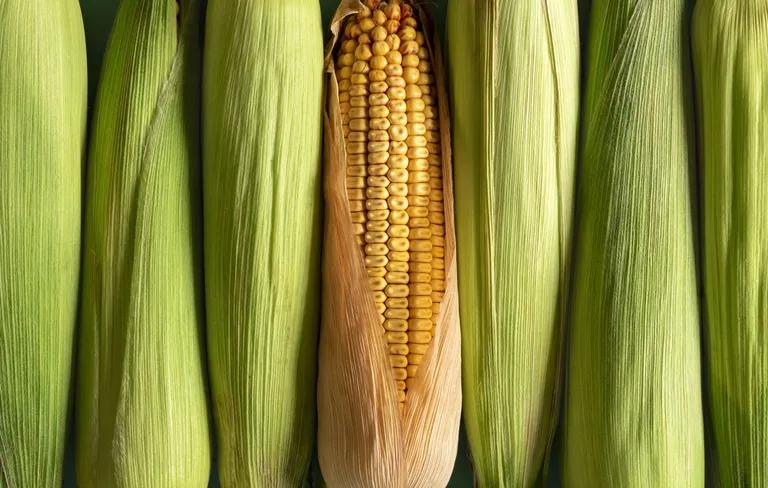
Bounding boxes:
[447,1,579,485]
[693,2,768,485]
[75,1,210,486]
[564,1,704,486]
[0,1,86,486]
[337,0,445,408]
[318,2,460,486]
[203,0,323,486]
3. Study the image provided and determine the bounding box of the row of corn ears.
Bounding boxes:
[0,0,765,486]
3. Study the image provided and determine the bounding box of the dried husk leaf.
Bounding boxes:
[564,1,704,486]
[0,1,87,485]
[75,1,210,486]
[693,2,768,485]
[317,2,461,487]
[448,1,580,485]
[202,1,324,486]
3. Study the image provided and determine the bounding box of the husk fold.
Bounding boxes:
[317,2,461,487]
[75,0,210,486]
[447,1,580,485]
[693,2,768,485]
[0,1,87,485]
[564,0,704,486]
[203,0,324,486]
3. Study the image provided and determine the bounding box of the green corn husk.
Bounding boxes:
[0,1,87,485]
[693,2,768,485]
[203,1,323,485]
[75,0,210,486]
[564,1,704,486]
[447,1,580,485]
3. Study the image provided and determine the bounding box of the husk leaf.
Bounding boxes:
[563,1,705,486]
[317,2,461,487]
[202,0,324,486]
[75,0,210,486]
[693,2,768,485]
[447,1,580,486]
[0,1,87,485]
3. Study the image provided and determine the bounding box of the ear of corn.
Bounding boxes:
[318,1,461,486]
[338,0,446,410]
[75,1,210,485]
[202,1,324,485]
[693,2,768,485]
[447,2,580,486]
[564,1,704,486]
[0,1,87,485]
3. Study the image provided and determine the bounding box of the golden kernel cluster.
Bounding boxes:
[336,0,445,408]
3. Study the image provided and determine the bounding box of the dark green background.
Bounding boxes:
[66,1,481,486]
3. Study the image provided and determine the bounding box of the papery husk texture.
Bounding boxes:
[203,0,324,486]
[0,1,87,485]
[564,1,704,486]
[693,1,768,485]
[317,2,461,487]
[448,1,579,486]
[75,0,210,486]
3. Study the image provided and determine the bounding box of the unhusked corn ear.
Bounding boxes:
[693,2,768,485]
[0,1,87,486]
[319,1,460,487]
[75,1,210,486]
[448,1,579,485]
[564,1,704,486]
[203,1,323,486]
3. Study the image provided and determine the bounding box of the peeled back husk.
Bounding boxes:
[447,1,580,485]
[0,1,87,485]
[202,0,324,485]
[693,1,768,485]
[564,1,705,486]
[75,0,211,485]
[317,2,461,487]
